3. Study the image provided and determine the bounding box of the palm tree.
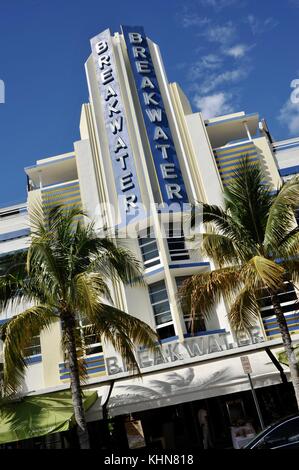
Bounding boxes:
[0,205,157,448]
[179,159,299,409]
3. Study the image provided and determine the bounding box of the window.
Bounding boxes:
[138,227,160,269]
[148,280,175,339]
[165,220,189,262]
[76,317,102,356]
[24,335,41,357]
[256,418,299,448]
[258,282,297,310]
[176,276,206,334]
[61,317,102,357]
[258,282,299,331]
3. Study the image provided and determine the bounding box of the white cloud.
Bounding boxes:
[180,14,210,28]
[195,66,250,94]
[188,54,223,80]
[224,43,253,59]
[194,92,234,119]
[246,15,278,35]
[279,99,299,135]
[198,0,244,11]
[201,22,236,45]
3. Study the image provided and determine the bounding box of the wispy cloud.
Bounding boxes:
[192,66,251,94]
[200,21,236,45]
[180,13,210,28]
[278,98,299,135]
[246,15,279,35]
[188,54,223,80]
[224,43,254,59]
[194,92,234,118]
[197,0,246,11]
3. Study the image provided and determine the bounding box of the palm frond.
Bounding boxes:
[228,287,260,332]
[72,272,112,314]
[241,256,285,291]
[276,227,299,259]
[178,266,242,318]
[223,157,273,247]
[201,228,241,267]
[264,175,299,252]
[86,303,158,373]
[87,239,144,286]
[1,306,57,394]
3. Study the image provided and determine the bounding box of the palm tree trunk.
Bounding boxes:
[272,293,299,410]
[65,318,91,449]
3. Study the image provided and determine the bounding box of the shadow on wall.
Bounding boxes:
[108,366,232,409]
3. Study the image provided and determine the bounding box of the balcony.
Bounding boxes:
[273,137,299,180]
[213,140,258,186]
[25,152,78,191]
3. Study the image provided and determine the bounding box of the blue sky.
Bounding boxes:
[0,0,299,205]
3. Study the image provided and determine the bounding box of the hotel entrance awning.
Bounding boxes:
[106,347,289,417]
[0,390,97,445]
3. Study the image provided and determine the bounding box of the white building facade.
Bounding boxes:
[1,25,299,449]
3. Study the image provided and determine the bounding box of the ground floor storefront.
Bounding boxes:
[1,340,298,449]
[1,381,297,449]
[101,381,297,450]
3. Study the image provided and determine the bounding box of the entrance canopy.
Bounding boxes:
[107,347,289,417]
[0,390,97,445]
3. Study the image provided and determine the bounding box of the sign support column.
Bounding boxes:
[240,355,265,430]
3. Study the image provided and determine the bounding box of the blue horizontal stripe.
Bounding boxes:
[43,194,80,202]
[25,355,42,365]
[0,228,30,242]
[263,313,299,324]
[144,267,164,277]
[216,153,257,168]
[219,160,258,176]
[60,365,106,379]
[159,335,179,344]
[215,147,256,160]
[264,319,299,330]
[184,328,226,338]
[42,186,80,195]
[84,355,104,364]
[169,262,210,269]
[43,198,82,209]
[59,357,105,371]
[279,165,299,177]
[266,325,299,336]
[274,142,299,151]
[221,172,266,183]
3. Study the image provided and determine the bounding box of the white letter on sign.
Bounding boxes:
[129,32,142,44]
[166,184,183,199]
[161,163,177,179]
[95,41,108,55]
[98,55,111,70]
[101,69,113,85]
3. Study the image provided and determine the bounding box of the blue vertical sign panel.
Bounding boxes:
[90,29,142,224]
[121,25,188,206]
